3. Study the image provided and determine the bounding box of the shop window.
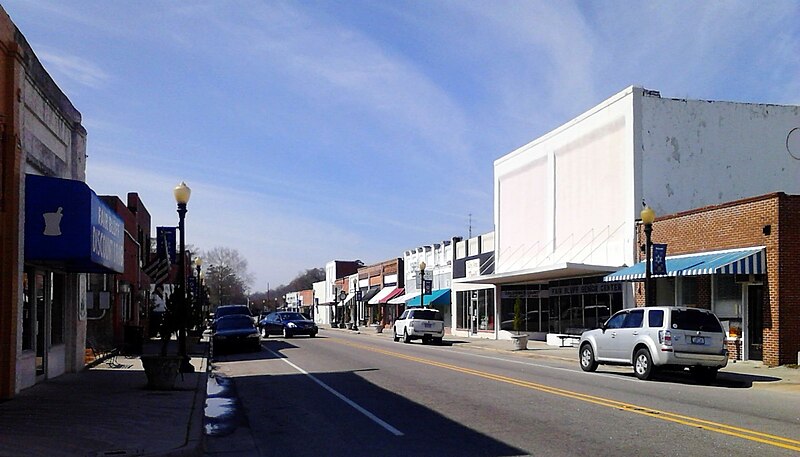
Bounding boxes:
[714,276,741,318]
[680,277,700,307]
[656,277,675,305]
[22,272,32,350]
[51,274,65,345]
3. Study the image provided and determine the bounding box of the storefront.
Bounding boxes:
[21,174,124,387]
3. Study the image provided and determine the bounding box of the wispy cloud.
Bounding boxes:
[35,48,109,89]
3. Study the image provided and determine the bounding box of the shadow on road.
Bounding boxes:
[596,367,781,388]
[208,343,528,457]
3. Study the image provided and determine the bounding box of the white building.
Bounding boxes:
[472,86,800,342]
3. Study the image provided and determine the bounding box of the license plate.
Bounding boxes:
[424,323,432,328]
[691,336,705,345]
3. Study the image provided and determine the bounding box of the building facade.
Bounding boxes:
[451,232,496,339]
[473,86,800,345]
[606,193,800,366]
[0,8,124,398]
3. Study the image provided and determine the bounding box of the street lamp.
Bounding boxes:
[173,181,193,373]
[194,257,203,322]
[641,203,656,307]
[338,290,347,329]
[419,261,426,308]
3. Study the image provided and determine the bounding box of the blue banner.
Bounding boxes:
[156,226,177,264]
[652,243,668,275]
[25,174,124,273]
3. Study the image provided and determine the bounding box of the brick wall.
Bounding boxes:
[635,193,800,366]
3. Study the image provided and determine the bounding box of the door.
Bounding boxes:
[594,311,626,360]
[747,285,764,361]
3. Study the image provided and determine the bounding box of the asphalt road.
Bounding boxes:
[205,330,800,456]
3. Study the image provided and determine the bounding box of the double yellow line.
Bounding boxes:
[333,338,800,452]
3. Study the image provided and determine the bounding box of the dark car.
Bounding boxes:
[212,314,261,352]
[211,305,253,330]
[259,311,318,338]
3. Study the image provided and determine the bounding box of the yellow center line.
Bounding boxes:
[331,337,800,452]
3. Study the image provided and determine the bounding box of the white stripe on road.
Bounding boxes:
[264,346,404,436]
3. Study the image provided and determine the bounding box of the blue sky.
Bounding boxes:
[4,1,799,290]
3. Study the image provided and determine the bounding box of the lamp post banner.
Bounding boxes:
[653,244,668,275]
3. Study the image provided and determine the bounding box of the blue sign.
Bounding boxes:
[156,226,177,264]
[25,174,124,273]
[652,243,668,275]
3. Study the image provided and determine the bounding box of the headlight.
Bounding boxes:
[247,333,259,338]
[288,322,297,328]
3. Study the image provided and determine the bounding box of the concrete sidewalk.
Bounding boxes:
[330,325,800,390]
[0,339,208,457]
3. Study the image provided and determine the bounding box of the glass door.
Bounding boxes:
[747,285,764,361]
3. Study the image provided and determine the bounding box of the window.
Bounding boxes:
[714,276,741,318]
[680,277,700,307]
[671,309,723,332]
[622,309,644,328]
[656,277,676,305]
[605,312,625,329]
[22,272,32,350]
[648,310,664,328]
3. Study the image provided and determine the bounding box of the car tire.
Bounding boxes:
[579,344,598,372]
[422,336,431,345]
[392,330,400,342]
[261,328,268,338]
[633,348,655,380]
[403,329,411,344]
[433,337,443,345]
[309,331,317,338]
[283,328,292,338]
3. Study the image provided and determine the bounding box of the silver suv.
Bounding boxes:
[579,306,728,381]
[393,308,445,344]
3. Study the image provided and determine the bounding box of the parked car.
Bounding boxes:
[211,305,253,330]
[392,308,445,344]
[259,311,318,338]
[578,306,728,381]
[212,314,261,352]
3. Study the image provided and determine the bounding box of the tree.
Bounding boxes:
[203,246,254,306]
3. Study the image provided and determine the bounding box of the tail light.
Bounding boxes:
[659,330,673,346]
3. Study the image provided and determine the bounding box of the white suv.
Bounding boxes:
[393,308,445,345]
[579,306,728,382]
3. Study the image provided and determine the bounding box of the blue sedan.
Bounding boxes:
[212,315,261,352]
[259,311,318,338]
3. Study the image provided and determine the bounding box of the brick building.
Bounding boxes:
[607,193,800,366]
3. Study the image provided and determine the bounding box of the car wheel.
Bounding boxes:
[403,329,411,344]
[283,327,292,338]
[633,348,655,380]
[261,328,268,338]
[422,336,431,345]
[433,337,443,345]
[393,329,400,342]
[309,331,317,338]
[579,344,598,372]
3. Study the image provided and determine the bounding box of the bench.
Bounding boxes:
[556,328,586,347]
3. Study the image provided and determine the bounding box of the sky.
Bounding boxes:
[3,1,799,291]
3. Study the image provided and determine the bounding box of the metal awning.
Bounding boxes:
[458,262,619,285]
[604,247,766,282]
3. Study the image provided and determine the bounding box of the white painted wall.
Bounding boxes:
[494,87,636,273]
[494,86,800,277]
[639,96,800,216]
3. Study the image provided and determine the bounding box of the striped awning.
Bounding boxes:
[604,247,766,282]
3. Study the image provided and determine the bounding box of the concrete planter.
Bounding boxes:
[141,354,182,390]
[510,334,528,351]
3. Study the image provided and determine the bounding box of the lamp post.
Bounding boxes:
[194,257,203,325]
[338,290,347,329]
[641,204,656,307]
[419,261,426,308]
[173,181,194,373]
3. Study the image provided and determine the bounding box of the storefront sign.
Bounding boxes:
[549,282,622,296]
[25,174,124,273]
[466,259,480,278]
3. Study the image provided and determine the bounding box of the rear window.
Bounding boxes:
[670,309,723,332]
[216,306,251,318]
[411,310,443,321]
[216,315,255,330]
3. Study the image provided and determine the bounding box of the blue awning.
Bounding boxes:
[25,174,124,273]
[407,288,451,307]
[604,247,765,282]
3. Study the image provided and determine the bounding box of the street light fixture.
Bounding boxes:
[641,203,656,307]
[173,181,193,373]
[419,261,426,308]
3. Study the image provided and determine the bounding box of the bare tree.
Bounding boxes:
[203,246,254,306]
